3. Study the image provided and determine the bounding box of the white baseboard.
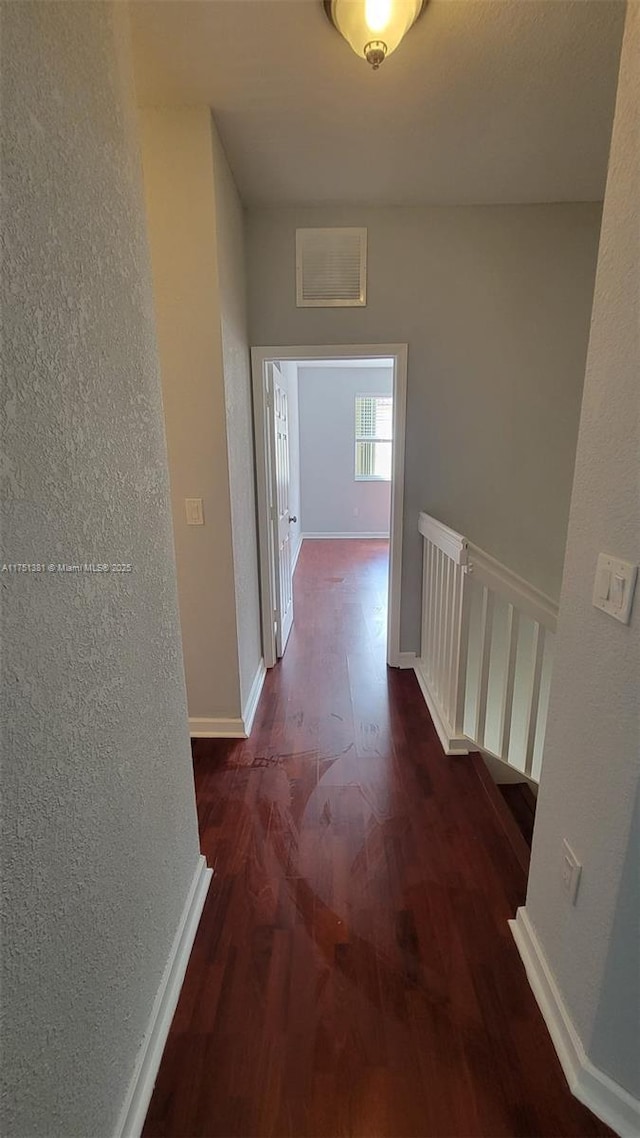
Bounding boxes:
[510,908,640,1138]
[189,659,267,739]
[115,855,212,1138]
[391,651,417,669]
[241,658,267,737]
[291,534,303,573]
[301,531,390,540]
[189,716,244,738]
[413,662,470,755]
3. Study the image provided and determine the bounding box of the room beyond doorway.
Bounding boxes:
[298,537,391,664]
[251,345,408,671]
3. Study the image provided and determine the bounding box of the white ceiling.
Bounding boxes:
[131,0,625,207]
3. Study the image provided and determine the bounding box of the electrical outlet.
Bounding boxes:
[561,839,582,905]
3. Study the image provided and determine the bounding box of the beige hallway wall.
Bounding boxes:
[140,107,241,720]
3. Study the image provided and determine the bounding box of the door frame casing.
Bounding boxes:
[251,343,409,669]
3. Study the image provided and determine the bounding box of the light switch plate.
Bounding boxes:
[185,498,204,526]
[592,553,637,624]
[561,839,582,905]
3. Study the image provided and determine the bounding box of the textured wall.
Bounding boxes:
[247,202,602,651]
[298,366,393,535]
[210,120,263,711]
[1,5,201,1135]
[526,2,639,1098]
[139,107,241,720]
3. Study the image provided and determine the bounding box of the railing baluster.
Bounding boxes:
[428,547,435,694]
[441,556,453,719]
[438,554,447,710]
[421,539,431,674]
[434,547,444,700]
[474,586,494,748]
[446,562,460,722]
[453,567,472,735]
[524,622,546,776]
[449,562,459,720]
[498,604,519,761]
[422,540,430,676]
[425,543,435,682]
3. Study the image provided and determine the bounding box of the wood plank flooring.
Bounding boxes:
[144,539,610,1138]
[498,784,538,849]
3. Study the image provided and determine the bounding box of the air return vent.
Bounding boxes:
[296,227,367,307]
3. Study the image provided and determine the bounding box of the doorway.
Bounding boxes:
[251,344,408,669]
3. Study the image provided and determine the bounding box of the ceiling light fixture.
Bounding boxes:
[324,0,426,70]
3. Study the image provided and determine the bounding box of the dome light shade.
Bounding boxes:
[324,0,426,69]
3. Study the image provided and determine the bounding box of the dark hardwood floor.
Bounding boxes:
[144,539,610,1138]
[498,783,538,850]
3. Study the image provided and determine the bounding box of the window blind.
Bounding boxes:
[355,395,393,480]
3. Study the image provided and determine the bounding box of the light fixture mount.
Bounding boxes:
[323,0,427,70]
[363,40,387,69]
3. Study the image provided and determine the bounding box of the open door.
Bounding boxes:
[253,344,408,671]
[267,363,295,656]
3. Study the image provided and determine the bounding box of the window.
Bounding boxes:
[355,394,393,481]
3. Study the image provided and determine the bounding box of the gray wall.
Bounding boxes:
[1,5,202,1136]
[526,1,639,1099]
[590,791,640,1097]
[247,202,602,652]
[210,120,262,711]
[298,366,392,535]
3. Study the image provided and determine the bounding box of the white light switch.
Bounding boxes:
[592,553,637,624]
[185,498,204,526]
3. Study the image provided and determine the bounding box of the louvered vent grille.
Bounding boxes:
[296,227,367,307]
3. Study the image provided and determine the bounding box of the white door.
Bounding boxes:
[267,363,295,656]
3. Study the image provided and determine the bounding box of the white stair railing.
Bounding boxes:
[415,513,470,754]
[415,511,559,782]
